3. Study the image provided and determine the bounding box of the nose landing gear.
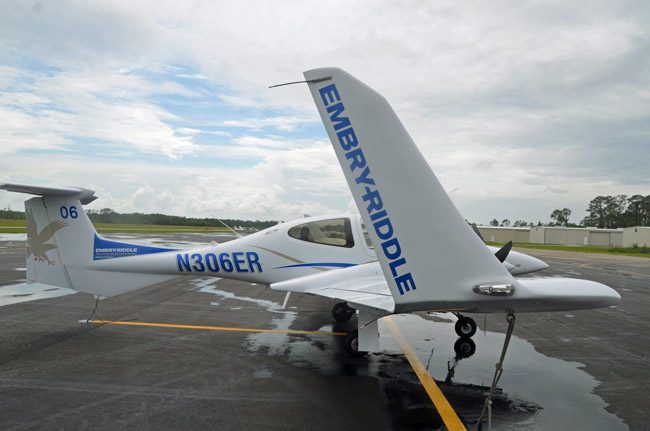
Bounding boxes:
[453,313,477,338]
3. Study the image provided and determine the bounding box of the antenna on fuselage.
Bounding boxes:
[212,214,242,238]
[262,206,281,224]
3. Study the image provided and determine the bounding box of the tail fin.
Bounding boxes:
[3,184,98,290]
[304,68,514,312]
[2,183,176,297]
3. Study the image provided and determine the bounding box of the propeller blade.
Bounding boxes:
[494,240,513,263]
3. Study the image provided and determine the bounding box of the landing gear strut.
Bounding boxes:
[332,302,355,322]
[454,313,477,338]
[474,312,516,431]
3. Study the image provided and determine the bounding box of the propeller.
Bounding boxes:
[494,240,513,263]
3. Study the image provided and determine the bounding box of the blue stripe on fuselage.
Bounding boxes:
[93,234,176,260]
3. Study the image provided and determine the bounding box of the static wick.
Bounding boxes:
[268,77,331,89]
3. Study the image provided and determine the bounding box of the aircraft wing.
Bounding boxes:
[271,262,394,314]
[301,67,619,315]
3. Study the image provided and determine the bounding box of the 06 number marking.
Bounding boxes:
[60,206,78,219]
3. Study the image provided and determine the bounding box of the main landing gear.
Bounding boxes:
[343,329,368,357]
[332,301,355,322]
[332,302,369,357]
[453,313,477,338]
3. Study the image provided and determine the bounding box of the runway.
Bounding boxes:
[0,233,647,430]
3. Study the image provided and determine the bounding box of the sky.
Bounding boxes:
[0,0,648,225]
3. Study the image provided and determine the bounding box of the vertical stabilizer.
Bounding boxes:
[3,183,177,297]
[24,197,72,288]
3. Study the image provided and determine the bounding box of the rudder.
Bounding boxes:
[23,192,98,289]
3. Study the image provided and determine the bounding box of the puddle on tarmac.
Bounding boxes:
[384,315,627,430]
[195,278,299,357]
[0,282,77,306]
[197,278,627,430]
[0,234,27,242]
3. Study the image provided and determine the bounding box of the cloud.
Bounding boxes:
[0,67,199,158]
[0,137,347,221]
[222,116,316,132]
[0,0,648,222]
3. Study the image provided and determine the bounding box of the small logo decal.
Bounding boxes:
[26,209,67,266]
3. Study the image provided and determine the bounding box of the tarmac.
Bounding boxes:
[0,233,648,430]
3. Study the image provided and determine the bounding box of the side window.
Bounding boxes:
[288,218,355,248]
[360,222,374,249]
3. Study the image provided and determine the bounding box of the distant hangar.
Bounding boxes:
[476,225,643,248]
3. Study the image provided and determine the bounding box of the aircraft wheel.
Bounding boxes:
[454,337,476,359]
[455,316,477,338]
[332,302,355,322]
[344,330,368,357]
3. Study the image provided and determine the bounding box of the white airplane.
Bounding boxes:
[2,186,541,336]
[0,67,619,357]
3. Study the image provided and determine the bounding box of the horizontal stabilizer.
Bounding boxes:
[0,183,97,204]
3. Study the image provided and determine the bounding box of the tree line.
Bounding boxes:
[0,207,277,230]
[581,195,650,229]
[86,208,278,230]
[488,194,650,229]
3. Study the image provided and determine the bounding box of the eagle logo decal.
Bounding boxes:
[26,209,67,266]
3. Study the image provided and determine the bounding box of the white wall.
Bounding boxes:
[623,227,650,247]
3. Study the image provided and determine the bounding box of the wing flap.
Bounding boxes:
[271,262,395,313]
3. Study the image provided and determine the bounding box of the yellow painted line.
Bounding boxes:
[385,316,467,431]
[89,320,347,336]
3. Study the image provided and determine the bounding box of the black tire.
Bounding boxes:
[344,330,368,357]
[454,337,476,359]
[455,316,477,338]
[332,302,354,322]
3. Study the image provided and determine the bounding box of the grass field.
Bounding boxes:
[0,219,231,234]
[487,241,650,258]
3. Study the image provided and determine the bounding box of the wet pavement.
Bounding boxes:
[0,234,647,430]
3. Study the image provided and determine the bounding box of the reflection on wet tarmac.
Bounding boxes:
[380,315,627,430]
[199,279,627,431]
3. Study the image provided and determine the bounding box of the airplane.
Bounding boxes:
[3,185,541,337]
[0,67,619,359]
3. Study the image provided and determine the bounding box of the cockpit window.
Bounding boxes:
[288,218,354,248]
[361,222,374,249]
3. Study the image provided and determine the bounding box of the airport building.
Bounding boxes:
[476,226,531,244]
[477,225,626,247]
[529,226,623,247]
[622,226,650,247]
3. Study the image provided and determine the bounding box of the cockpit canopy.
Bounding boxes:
[287,217,355,248]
